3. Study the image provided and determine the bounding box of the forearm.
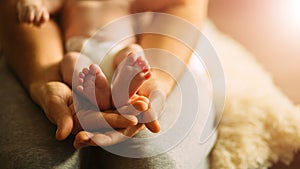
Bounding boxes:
[0,1,64,104]
[139,0,208,95]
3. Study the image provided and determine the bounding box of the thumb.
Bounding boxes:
[46,98,74,141]
[55,109,74,140]
[143,90,166,133]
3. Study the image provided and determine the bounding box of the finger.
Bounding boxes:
[116,95,149,115]
[34,9,42,26]
[130,95,149,111]
[145,120,161,133]
[140,109,161,133]
[74,124,145,149]
[40,8,49,24]
[91,124,145,146]
[117,105,141,116]
[55,110,74,140]
[142,90,166,133]
[75,109,138,131]
[73,131,94,149]
[45,96,74,140]
[26,6,35,23]
[53,101,74,140]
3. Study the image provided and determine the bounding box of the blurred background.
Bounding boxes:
[208,0,300,168]
[208,0,300,105]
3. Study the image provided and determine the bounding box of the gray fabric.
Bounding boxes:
[81,147,177,169]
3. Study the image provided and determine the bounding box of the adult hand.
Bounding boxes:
[73,124,145,149]
[137,69,172,133]
[72,85,166,148]
[72,91,155,149]
[142,89,166,133]
[32,81,146,148]
[32,81,74,140]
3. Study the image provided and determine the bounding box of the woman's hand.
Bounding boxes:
[32,81,146,148]
[73,124,145,149]
[137,69,175,133]
[31,81,74,140]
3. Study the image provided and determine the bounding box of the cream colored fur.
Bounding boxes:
[204,20,300,169]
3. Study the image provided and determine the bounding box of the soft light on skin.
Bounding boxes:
[285,0,300,28]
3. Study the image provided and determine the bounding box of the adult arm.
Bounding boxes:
[0,0,74,140]
[133,0,209,131]
[139,0,208,94]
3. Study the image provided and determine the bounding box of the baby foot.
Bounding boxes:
[77,64,111,110]
[111,50,151,109]
[17,0,49,26]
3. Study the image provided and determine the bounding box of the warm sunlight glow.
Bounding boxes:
[285,0,300,27]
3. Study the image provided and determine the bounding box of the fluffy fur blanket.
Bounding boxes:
[205,20,300,169]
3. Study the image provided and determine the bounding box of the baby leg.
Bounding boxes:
[61,52,93,86]
[111,44,151,109]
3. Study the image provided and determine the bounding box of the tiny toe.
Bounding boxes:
[135,56,150,71]
[82,68,89,75]
[89,64,100,75]
[135,68,151,80]
[77,85,84,93]
[126,52,138,65]
[141,59,150,70]
[78,78,84,85]
[79,72,85,78]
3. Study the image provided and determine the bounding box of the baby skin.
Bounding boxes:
[77,45,152,114]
